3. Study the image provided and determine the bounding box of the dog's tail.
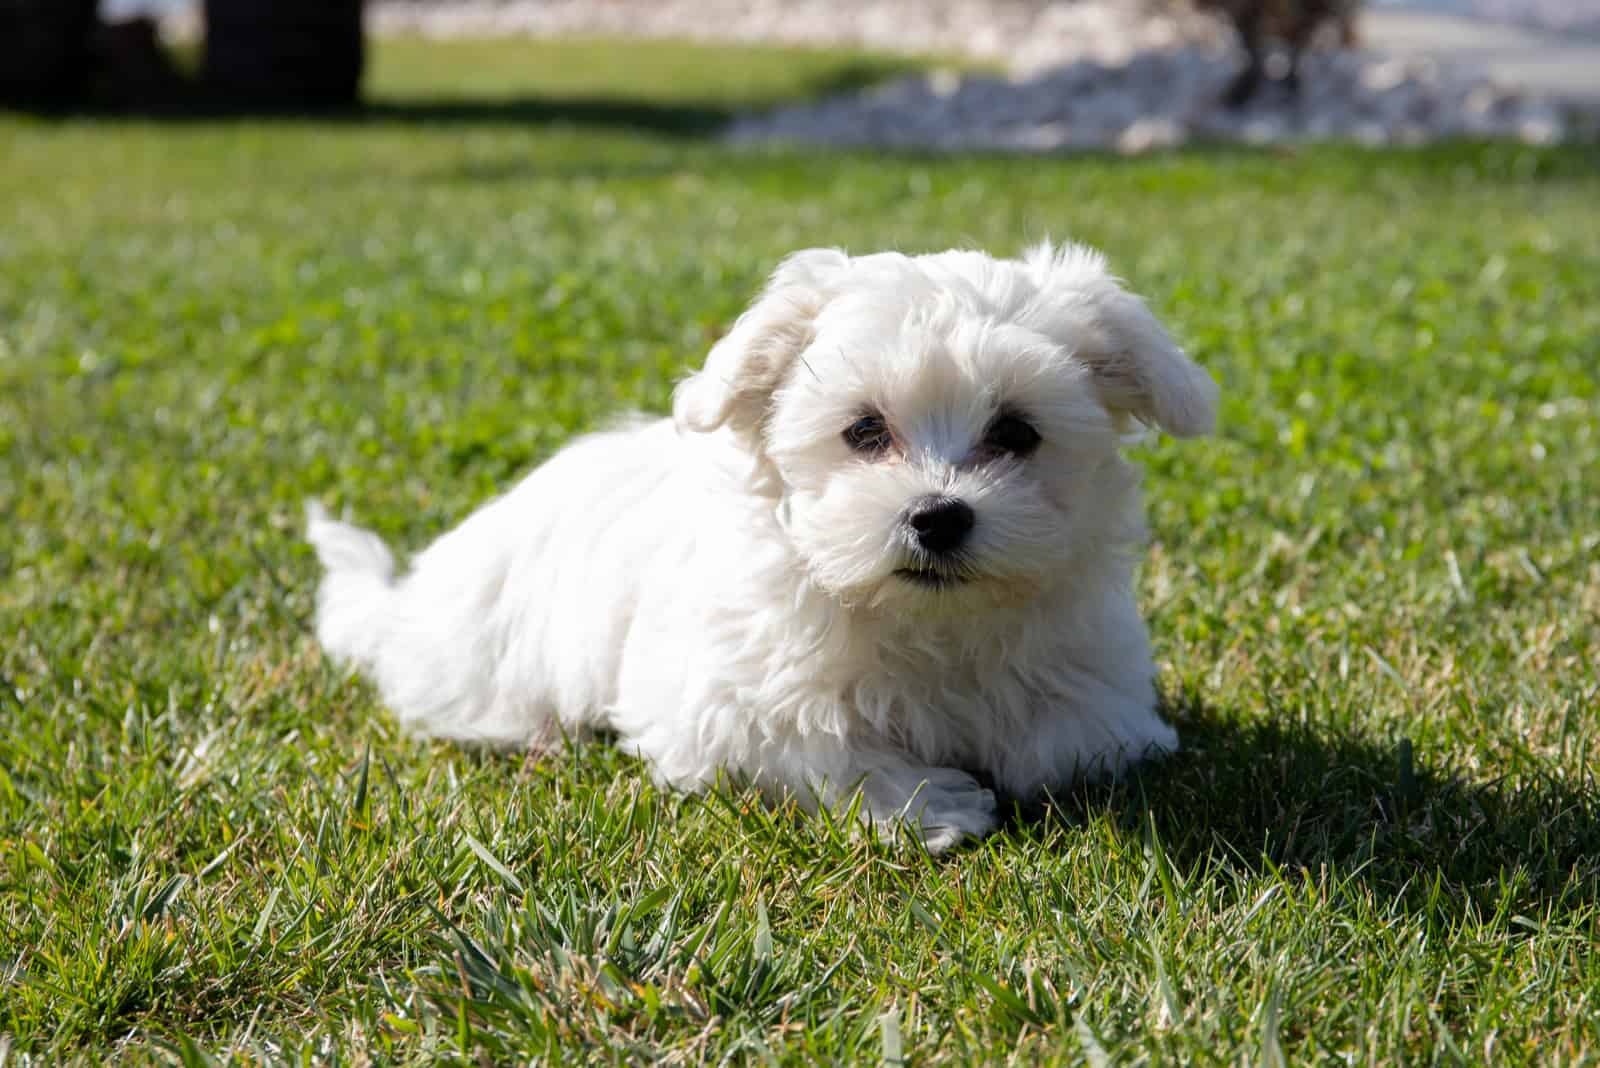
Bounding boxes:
[305,499,397,670]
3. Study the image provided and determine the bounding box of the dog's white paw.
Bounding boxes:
[898,769,999,854]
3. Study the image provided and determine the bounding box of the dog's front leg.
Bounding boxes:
[762,743,1000,854]
[995,673,1179,799]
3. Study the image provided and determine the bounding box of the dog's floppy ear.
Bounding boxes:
[674,248,848,434]
[1022,241,1219,437]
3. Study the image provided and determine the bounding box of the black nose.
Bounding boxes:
[907,497,975,555]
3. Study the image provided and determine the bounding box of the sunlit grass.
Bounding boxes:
[2,34,1598,1065]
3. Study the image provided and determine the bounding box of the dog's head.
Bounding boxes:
[673,242,1218,612]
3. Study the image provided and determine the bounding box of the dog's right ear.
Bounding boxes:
[1022,240,1219,438]
[674,248,848,435]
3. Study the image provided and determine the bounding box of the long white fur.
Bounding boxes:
[306,242,1218,852]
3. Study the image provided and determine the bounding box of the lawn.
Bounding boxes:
[2,33,1599,1065]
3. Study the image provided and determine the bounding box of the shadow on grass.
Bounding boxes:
[4,57,915,137]
[1008,687,1600,917]
[356,94,733,135]
[9,93,733,135]
[357,57,918,134]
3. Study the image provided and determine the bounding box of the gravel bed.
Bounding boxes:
[726,46,1573,152]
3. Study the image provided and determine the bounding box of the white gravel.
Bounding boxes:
[727,45,1573,152]
[370,0,1580,150]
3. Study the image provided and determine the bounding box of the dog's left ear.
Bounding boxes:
[1023,241,1219,437]
[674,248,849,435]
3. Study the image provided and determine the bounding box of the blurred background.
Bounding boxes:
[4,0,1596,146]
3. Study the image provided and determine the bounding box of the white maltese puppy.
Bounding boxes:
[307,242,1218,852]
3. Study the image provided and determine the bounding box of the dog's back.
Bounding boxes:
[307,418,691,747]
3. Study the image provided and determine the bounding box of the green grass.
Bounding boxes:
[3,33,1599,1065]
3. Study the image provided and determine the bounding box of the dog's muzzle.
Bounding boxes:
[895,495,976,588]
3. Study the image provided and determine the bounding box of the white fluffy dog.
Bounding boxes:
[306,242,1218,852]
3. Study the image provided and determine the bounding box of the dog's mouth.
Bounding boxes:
[893,565,970,589]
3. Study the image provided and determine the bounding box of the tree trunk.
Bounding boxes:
[203,0,365,110]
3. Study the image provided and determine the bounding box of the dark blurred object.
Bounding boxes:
[0,0,99,109]
[1194,0,1361,106]
[203,0,365,110]
[87,15,190,110]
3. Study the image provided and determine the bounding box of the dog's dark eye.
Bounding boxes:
[843,412,892,456]
[983,412,1041,456]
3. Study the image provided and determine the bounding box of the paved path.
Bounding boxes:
[1363,10,1600,105]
